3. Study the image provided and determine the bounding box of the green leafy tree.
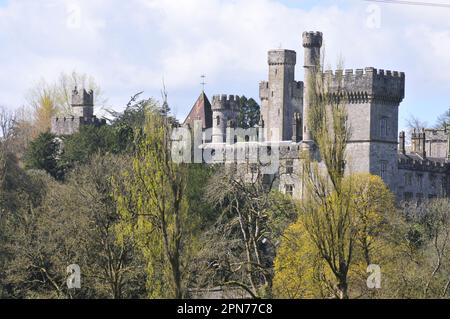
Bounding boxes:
[300,59,353,299]
[24,131,62,180]
[60,125,116,170]
[114,108,194,299]
[1,154,147,299]
[273,174,396,299]
[238,96,260,129]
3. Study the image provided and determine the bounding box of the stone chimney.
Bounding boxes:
[399,131,406,154]
[411,129,418,153]
[420,129,426,158]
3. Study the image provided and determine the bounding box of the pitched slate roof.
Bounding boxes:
[183,91,212,129]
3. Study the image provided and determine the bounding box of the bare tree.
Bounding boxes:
[434,108,450,130]
[0,106,16,141]
[195,163,295,298]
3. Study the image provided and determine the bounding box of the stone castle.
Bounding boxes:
[51,87,106,136]
[183,31,450,202]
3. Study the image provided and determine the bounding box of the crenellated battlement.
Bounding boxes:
[302,31,323,48]
[72,87,94,106]
[52,116,105,124]
[51,115,106,136]
[323,67,405,104]
[268,49,296,66]
[398,155,449,173]
[323,67,405,78]
[212,94,240,110]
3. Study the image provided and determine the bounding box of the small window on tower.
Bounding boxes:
[216,116,220,126]
[286,160,294,174]
[404,173,412,186]
[380,161,387,179]
[285,184,294,197]
[417,174,423,189]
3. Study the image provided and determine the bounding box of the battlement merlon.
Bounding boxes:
[398,156,448,173]
[51,115,106,124]
[72,87,94,107]
[268,49,296,66]
[323,67,405,104]
[211,94,240,111]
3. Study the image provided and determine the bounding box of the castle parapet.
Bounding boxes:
[323,67,405,104]
[211,94,240,111]
[302,31,323,48]
[268,49,296,65]
[72,87,94,107]
[51,115,106,136]
[398,155,448,173]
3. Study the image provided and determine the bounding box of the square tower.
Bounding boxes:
[323,68,405,189]
[72,87,94,119]
[259,50,303,142]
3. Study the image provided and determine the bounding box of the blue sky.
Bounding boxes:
[0,0,449,131]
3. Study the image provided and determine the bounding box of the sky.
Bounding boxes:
[0,0,449,131]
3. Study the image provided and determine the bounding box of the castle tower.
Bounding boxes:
[211,95,239,143]
[302,31,323,151]
[259,50,303,142]
[72,87,94,119]
[322,67,405,190]
[51,86,105,136]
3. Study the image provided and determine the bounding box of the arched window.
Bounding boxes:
[216,116,220,126]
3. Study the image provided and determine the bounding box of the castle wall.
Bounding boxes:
[193,31,450,203]
[51,117,82,136]
[278,156,304,200]
[396,162,449,202]
[425,128,449,158]
[346,142,371,173]
[369,142,399,190]
[51,116,106,136]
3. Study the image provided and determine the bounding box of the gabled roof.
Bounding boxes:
[183,91,212,129]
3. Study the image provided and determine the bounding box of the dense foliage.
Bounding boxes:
[1,84,449,299]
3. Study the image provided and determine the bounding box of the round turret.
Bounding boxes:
[302,31,323,48]
[211,94,239,111]
[211,94,240,143]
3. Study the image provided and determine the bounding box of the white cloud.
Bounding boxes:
[0,0,448,125]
